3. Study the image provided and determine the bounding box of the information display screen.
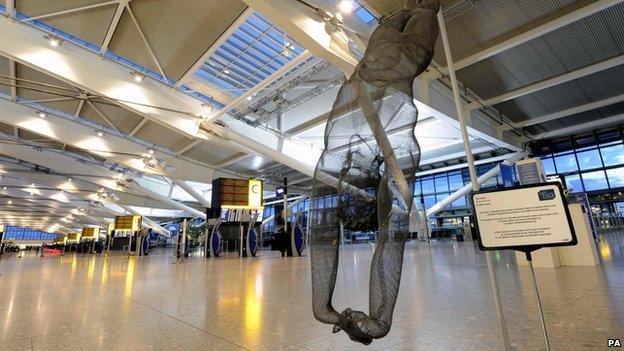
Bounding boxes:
[472,183,577,251]
[67,233,81,242]
[212,178,263,209]
[115,215,142,231]
[81,227,100,238]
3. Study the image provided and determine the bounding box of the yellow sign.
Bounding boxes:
[115,215,142,231]
[248,179,263,209]
[82,227,100,238]
[67,232,81,242]
[55,235,68,244]
[107,222,115,235]
[215,178,264,209]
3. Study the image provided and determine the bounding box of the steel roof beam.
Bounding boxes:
[215,152,249,167]
[467,55,624,110]
[428,0,624,79]
[21,1,118,22]
[501,93,624,130]
[171,179,210,208]
[99,0,128,56]
[533,112,624,140]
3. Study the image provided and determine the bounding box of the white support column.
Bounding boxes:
[129,117,147,136]
[467,55,624,110]
[4,0,14,18]
[129,180,206,219]
[261,196,307,225]
[100,0,129,56]
[172,179,210,208]
[119,204,170,236]
[8,59,16,101]
[175,139,202,155]
[87,100,120,132]
[215,152,249,167]
[125,3,167,82]
[426,152,526,216]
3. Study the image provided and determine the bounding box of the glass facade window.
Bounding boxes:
[423,195,436,209]
[576,149,602,170]
[600,144,624,167]
[448,173,463,191]
[434,175,449,193]
[606,167,624,188]
[451,196,466,208]
[554,153,578,173]
[582,170,608,191]
[565,174,584,193]
[542,157,556,175]
[421,178,435,194]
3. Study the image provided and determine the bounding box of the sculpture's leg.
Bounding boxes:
[309,221,340,324]
[369,175,407,335]
[355,81,413,208]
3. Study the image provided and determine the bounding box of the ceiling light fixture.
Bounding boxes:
[67,177,72,182]
[2,187,7,190]
[7,200,12,205]
[37,111,47,118]
[148,148,155,155]
[223,69,230,75]
[338,0,354,13]
[96,130,104,137]
[199,103,213,118]
[44,35,62,47]
[131,71,144,83]
[282,40,295,58]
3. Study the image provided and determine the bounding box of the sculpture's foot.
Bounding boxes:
[331,308,391,345]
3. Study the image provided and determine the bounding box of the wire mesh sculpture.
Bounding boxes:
[310,0,440,345]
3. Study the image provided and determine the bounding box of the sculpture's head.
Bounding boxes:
[405,0,440,12]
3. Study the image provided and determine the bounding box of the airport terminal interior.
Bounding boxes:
[1,0,624,350]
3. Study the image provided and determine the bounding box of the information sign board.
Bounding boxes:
[81,227,100,238]
[211,178,264,209]
[472,183,577,251]
[115,215,142,231]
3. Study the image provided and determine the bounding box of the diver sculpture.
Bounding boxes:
[310,0,439,345]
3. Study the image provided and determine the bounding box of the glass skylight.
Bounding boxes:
[194,12,305,96]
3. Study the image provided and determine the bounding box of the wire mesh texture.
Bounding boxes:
[310,0,440,345]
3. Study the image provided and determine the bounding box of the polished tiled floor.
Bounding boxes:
[1,234,623,351]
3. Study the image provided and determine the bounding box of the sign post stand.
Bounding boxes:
[473,182,577,351]
[525,250,551,351]
[437,9,511,350]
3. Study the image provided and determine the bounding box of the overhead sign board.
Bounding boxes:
[472,183,577,251]
[81,227,100,238]
[67,232,81,242]
[115,215,142,231]
[212,178,264,209]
